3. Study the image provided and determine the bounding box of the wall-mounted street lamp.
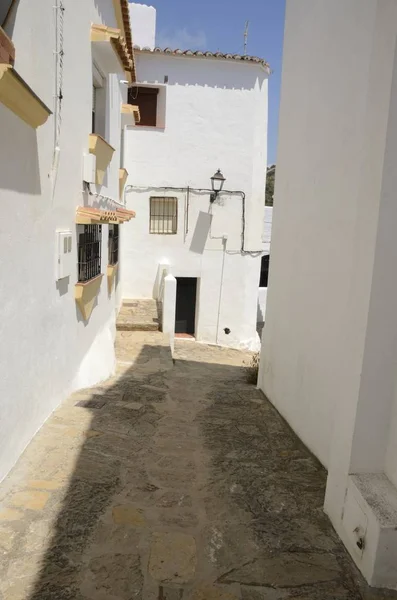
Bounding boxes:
[210,169,226,203]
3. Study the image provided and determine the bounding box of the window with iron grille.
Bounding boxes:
[77,225,102,282]
[150,197,177,234]
[108,224,119,265]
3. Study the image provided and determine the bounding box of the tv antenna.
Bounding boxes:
[244,20,249,55]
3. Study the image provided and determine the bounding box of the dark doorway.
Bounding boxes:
[259,255,270,287]
[175,278,197,335]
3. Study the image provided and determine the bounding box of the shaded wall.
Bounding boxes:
[258,0,390,467]
[0,0,125,481]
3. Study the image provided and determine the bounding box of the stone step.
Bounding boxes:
[117,299,162,332]
[117,322,160,332]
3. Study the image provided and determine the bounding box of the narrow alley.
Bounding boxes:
[0,332,395,600]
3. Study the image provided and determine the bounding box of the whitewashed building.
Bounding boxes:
[257,205,273,336]
[258,0,397,590]
[0,0,136,482]
[122,3,270,351]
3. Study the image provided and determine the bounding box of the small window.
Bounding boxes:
[108,224,119,265]
[150,197,177,234]
[92,64,106,137]
[259,255,270,288]
[78,225,102,282]
[129,86,158,127]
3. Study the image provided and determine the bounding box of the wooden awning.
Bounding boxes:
[113,0,136,82]
[130,105,140,123]
[0,64,52,128]
[76,206,135,225]
[91,24,134,75]
[114,207,136,222]
[121,103,140,126]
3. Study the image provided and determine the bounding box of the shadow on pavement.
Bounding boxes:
[2,337,396,600]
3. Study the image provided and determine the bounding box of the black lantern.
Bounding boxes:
[210,169,226,202]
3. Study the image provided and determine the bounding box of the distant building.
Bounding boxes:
[122,4,270,351]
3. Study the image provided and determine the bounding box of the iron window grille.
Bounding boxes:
[78,225,102,282]
[149,197,178,234]
[108,224,119,265]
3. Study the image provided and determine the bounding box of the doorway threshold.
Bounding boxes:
[175,333,196,340]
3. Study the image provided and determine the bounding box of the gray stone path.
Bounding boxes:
[0,331,396,599]
[117,300,161,331]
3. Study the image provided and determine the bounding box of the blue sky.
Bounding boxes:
[141,0,286,165]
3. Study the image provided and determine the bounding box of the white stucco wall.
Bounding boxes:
[258,0,397,587]
[162,274,177,353]
[129,3,156,49]
[257,206,273,325]
[0,0,127,481]
[257,288,267,324]
[257,0,392,468]
[122,51,268,349]
[262,206,273,253]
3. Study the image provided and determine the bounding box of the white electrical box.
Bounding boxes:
[56,230,73,281]
[83,153,96,184]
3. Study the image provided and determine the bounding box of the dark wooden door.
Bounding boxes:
[175,278,197,334]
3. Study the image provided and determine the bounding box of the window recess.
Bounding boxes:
[150,197,177,234]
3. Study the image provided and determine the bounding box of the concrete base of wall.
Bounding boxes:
[71,318,116,392]
[327,473,397,590]
[162,274,177,355]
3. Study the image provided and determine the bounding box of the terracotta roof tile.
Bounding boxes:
[91,23,134,76]
[133,45,270,72]
[119,0,136,80]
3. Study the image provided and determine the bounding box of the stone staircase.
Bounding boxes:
[116,299,162,332]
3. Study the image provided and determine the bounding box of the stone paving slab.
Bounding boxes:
[0,333,396,599]
[149,532,197,584]
[117,299,162,332]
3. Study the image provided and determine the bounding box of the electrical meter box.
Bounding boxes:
[56,230,73,280]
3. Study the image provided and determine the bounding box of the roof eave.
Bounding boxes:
[134,46,270,73]
[113,0,136,82]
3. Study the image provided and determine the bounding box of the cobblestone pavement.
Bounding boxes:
[1,331,396,600]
